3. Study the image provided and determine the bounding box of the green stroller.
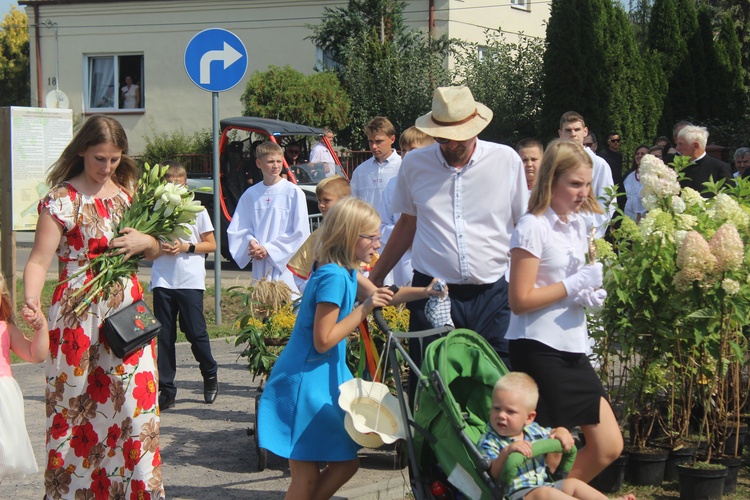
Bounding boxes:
[373,309,576,499]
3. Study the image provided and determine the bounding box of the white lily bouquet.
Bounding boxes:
[64,163,205,315]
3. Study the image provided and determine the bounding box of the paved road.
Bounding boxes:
[2,338,412,499]
[2,232,412,499]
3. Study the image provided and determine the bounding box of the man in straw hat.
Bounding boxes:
[370,86,528,371]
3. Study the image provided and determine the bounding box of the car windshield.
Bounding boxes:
[289,162,347,185]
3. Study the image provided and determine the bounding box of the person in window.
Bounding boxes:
[121,75,140,109]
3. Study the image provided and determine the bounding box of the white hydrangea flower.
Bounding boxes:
[721,278,741,295]
[642,194,659,211]
[675,213,698,231]
[640,154,681,200]
[675,230,689,247]
[708,193,750,229]
[670,196,686,214]
[681,187,704,209]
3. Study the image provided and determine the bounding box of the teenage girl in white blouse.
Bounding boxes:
[506,139,623,483]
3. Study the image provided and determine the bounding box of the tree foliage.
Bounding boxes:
[240,65,350,131]
[541,0,662,161]
[0,7,30,107]
[453,30,544,144]
[339,29,450,149]
[140,129,212,167]
[308,0,407,66]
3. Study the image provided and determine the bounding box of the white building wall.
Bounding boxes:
[26,0,349,154]
[25,0,548,155]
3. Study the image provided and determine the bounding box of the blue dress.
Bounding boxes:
[258,263,361,461]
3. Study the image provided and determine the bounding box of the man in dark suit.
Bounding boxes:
[675,125,731,197]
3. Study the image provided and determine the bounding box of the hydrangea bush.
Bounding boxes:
[597,154,750,457]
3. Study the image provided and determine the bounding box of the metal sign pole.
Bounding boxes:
[212,91,221,325]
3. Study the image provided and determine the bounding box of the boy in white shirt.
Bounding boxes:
[377,127,434,286]
[151,162,218,410]
[350,116,401,209]
[227,142,310,292]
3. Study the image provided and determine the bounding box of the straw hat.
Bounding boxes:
[415,86,493,141]
[338,378,406,448]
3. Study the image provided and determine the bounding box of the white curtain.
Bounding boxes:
[89,57,115,108]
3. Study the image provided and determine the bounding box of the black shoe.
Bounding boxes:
[204,375,218,404]
[159,392,175,410]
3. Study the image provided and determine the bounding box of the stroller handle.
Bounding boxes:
[373,308,452,339]
[499,439,578,485]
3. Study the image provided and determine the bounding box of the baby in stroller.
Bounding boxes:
[478,372,635,500]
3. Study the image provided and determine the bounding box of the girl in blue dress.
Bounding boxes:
[258,197,442,499]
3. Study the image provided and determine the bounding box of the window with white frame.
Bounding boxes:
[86,54,144,111]
[511,0,529,10]
[315,46,338,71]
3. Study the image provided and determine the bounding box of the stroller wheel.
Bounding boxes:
[254,392,268,471]
[395,440,409,470]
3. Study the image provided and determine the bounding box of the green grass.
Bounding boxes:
[11,280,245,364]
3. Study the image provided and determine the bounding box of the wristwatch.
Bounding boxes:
[187,244,196,254]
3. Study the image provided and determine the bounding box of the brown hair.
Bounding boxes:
[365,116,396,138]
[528,139,603,216]
[316,175,351,199]
[163,160,187,181]
[516,138,544,153]
[558,111,586,131]
[0,276,15,325]
[46,115,138,194]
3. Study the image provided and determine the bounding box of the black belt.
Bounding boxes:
[414,270,495,292]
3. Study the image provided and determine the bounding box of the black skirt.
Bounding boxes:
[509,339,607,429]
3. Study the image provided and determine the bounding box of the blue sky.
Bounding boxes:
[1,1,18,17]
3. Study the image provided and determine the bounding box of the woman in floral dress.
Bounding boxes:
[23,115,165,499]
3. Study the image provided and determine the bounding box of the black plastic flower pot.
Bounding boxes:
[677,463,727,500]
[589,453,628,493]
[625,448,668,487]
[664,446,698,482]
[709,455,742,495]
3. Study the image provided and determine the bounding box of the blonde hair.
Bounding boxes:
[494,372,539,410]
[317,197,380,269]
[528,139,604,216]
[0,277,15,325]
[46,115,138,194]
[316,175,351,199]
[399,126,435,150]
[255,141,283,160]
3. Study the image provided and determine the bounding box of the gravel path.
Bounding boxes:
[2,338,411,499]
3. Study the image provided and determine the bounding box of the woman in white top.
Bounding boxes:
[623,144,650,222]
[121,75,140,109]
[506,139,623,483]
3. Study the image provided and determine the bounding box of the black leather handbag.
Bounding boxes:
[103,300,162,358]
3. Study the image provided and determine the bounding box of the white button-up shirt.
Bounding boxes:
[351,149,402,209]
[505,208,589,353]
[391,140,528,284]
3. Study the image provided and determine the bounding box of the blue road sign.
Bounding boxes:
[184,29,248,92]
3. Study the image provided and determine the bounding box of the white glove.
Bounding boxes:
[562,263,603,297]
[573,287,608,311]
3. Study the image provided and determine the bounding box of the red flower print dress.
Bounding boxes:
[40,183,164,500]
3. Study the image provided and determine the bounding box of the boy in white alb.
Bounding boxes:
[151,162,219,410]
[351,116,401,209]
[227,141,310,292]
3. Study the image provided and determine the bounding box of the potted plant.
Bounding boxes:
[600,155,750,491]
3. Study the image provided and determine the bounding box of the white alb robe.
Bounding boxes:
[227,179,310,292]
